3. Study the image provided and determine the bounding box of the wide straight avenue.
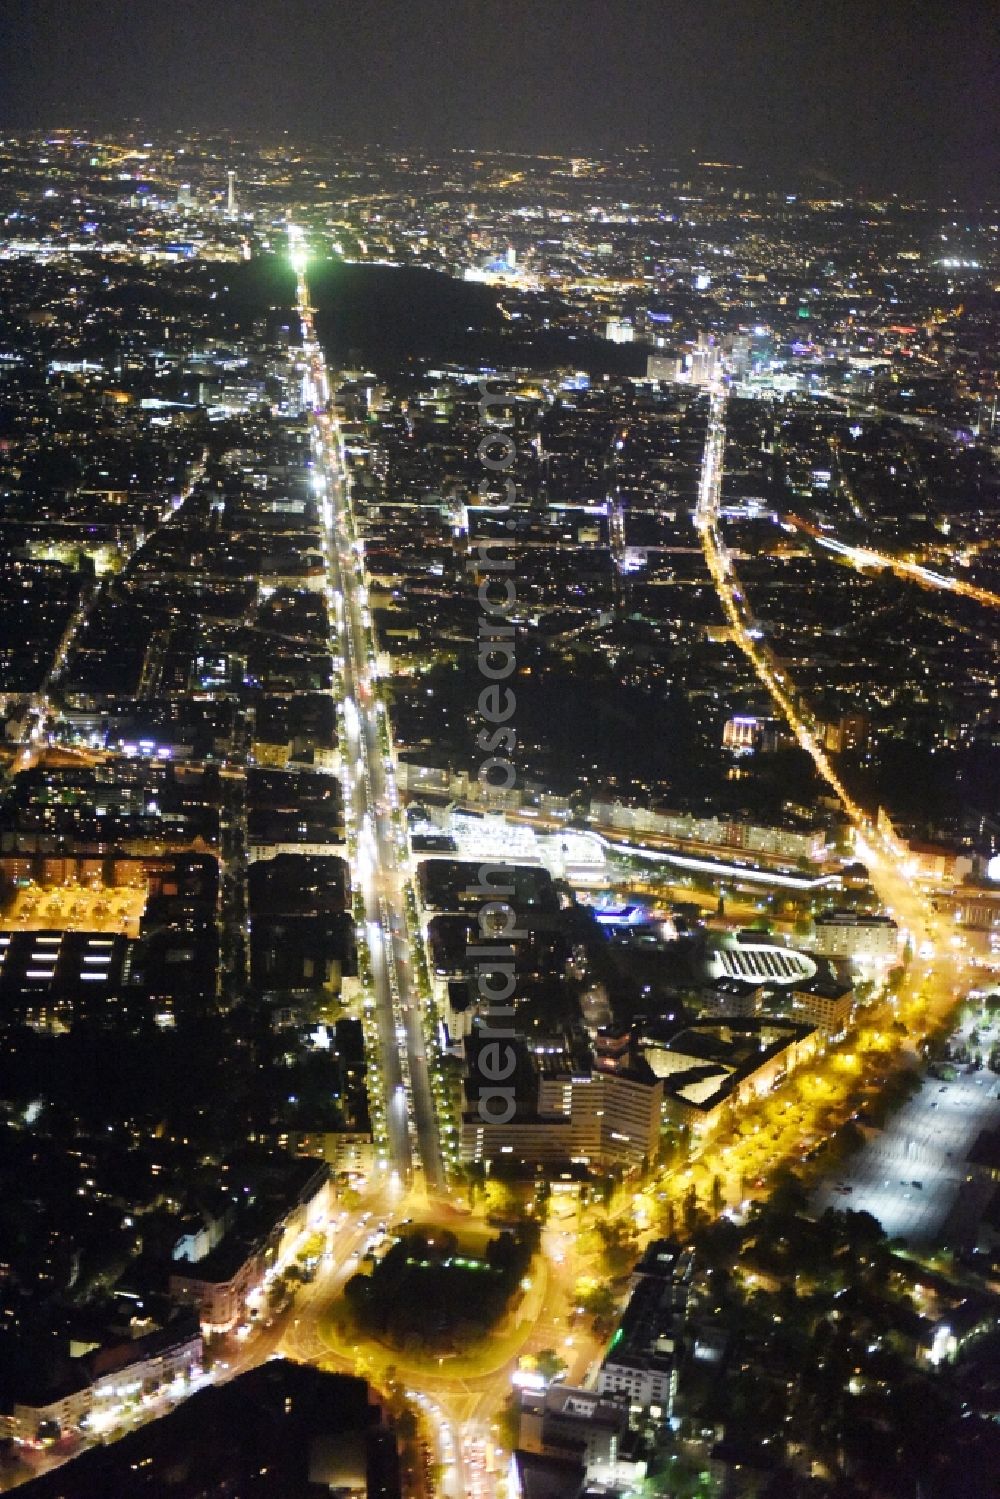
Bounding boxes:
[290,228,446,1195]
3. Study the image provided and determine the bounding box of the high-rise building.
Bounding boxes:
[460,1029,662,1169]
[597,1240,693,1416]
[605,318,634,344]
[226,169,237,218]
[822,711,869,754]
[688,330,720,385]
[812,909,899,963]
[791,978,855,1037]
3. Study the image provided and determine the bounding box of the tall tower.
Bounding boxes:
[226,169,237,218]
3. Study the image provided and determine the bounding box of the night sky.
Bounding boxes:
[1,0,997,198]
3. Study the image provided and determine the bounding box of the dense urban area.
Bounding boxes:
[0,127,998,1499]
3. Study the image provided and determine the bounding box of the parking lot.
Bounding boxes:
[812,1068,1000,1246]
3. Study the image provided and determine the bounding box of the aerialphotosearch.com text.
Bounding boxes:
[469,382,522,1127]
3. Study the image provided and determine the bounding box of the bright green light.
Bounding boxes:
[288,223,308,275]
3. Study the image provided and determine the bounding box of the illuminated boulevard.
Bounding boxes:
[290,226,445,1196]
[268,231,631,1499]
[695,379,970,1032]
[282,230,554,1497]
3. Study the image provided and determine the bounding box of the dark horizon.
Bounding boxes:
[1,0,998,201]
